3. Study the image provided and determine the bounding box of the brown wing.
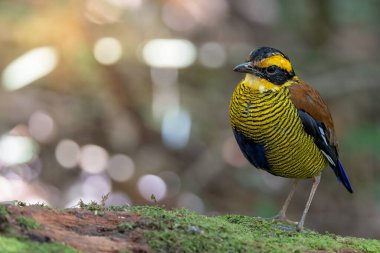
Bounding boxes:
[288,80,336,146]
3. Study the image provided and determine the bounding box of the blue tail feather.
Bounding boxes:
[332,160,353,193]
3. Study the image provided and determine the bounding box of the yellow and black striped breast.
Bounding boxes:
[229,79,328,178]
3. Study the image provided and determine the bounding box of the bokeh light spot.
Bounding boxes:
[94,37,123,65]
[6,178,28,201]
[82,174,112,198]
[55,139,81,169]
[0,135,37,165]
[137,174,167,202]
[162,108,191,149]
[0,176,13,201]
[142,39,196,68]
[28,111,55,143]
[79,144,109,174]
[106,154,135,182]
[1,47,58,91]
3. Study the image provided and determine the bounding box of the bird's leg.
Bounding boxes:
[272,179,299,223]
[296,174,321,232]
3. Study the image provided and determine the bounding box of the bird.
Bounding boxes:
[229,46,353,231]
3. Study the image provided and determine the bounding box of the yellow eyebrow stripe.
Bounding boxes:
[256,55,293,72]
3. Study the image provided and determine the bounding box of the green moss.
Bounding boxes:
[106,205,129,212]
[0,206,10,233]
[117,222,134,233]
[0,206,9,218]
[78,194,111,213]
[127,206,380,253]
[78,199,103,211]
[0,205,378,252]
[0,236,79,253]
[16,216,39,230]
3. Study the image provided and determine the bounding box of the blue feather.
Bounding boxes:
[331,160,353,193]
[233,130,272,173]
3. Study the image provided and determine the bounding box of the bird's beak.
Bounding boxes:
[233,62,255,74]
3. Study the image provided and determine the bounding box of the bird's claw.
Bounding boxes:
[271,213,298,225]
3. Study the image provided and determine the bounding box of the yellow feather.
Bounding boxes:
[242,74,294,92]
[256,55,293,73]
[243,74,279,92]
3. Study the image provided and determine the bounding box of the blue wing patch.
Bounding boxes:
[298,110,353,193]
[233,130,272,173]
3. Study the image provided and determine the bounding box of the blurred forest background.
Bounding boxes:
[0,0,379,238]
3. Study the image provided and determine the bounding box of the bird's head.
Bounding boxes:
[234,47,297,91]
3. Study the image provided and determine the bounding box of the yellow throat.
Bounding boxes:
[241,74,296,94]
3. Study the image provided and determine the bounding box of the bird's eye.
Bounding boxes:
[266,65,277,74]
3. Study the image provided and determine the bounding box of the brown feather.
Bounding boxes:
[288,80,336,146]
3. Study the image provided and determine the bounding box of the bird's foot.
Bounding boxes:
[296,221,304,232]
[270,213,298,225]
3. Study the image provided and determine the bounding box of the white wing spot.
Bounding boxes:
[319,127,328,145]
[321,150,336,166]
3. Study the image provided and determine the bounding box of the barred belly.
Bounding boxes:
[230,85,327,178]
